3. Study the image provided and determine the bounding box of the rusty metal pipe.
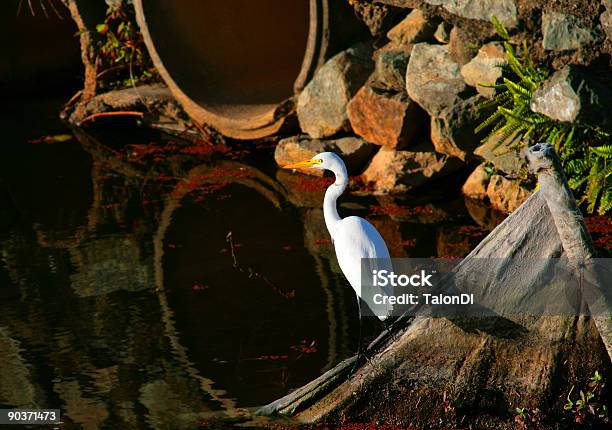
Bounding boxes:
[133,0,368,139]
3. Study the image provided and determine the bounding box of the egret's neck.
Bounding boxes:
[323,168,348,237]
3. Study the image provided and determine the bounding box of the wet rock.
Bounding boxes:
[434,21,451,43]
[274,135,375,176]
[297,44,374,138]
[347,85,422,149]
[542,12,601,51]
[430,95,485,160]
[423,0,518,28]
[486,174,532,213]
[362,142,462,194]
[406,43,467,117]
[474,130,524,176]
[462,163,490,200]
[387,9,438,45]
[460,42,506,98]
[530,65,612,129]
[373,47,410,91]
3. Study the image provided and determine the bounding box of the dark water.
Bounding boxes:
[0,98,505,429]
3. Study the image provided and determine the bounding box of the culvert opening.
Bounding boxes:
[139,0,310,122]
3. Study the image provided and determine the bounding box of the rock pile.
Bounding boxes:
[277,0,611,213]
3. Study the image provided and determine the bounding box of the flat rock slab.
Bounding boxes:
[274,135,375,176]
[297,44,374,139]
[406,43,467,117]
[362,143,462,193]
[347,85,422,149]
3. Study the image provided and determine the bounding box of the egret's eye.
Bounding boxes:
[314,159,322,164]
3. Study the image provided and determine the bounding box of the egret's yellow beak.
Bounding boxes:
[282,159,318,169]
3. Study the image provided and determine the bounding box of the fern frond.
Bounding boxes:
[491,15,510,40]
[591,145,612,158]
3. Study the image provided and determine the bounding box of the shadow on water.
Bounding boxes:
[0,98,506,429]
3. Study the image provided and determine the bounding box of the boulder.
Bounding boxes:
[361,142,462,194]
[530,65,612,129]
[406,43,467,117]
[542,12,602,51]
[486,174,532,213]
[433,21,451,43]
[460,42,506,98]
[423,0,518,28]
[387,9,438,45]
[373,47,410,91]
[297,44,374,138]
[274,135,375,176]
[347,85,423,149]
[474,130,524,176]
[461,163,490,200]
[430,95,486,160]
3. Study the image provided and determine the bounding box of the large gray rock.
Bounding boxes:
[387,9,438,45]
[406,43,467,117]
[361,142,462,194]
[430,95,486,160]
[530,65,612,129]
[297,44,374,138]
[542,12,602,51]
[373,47,410,91]
[274,135,375,175]
[423,0,518,28]
[460,42,506,98]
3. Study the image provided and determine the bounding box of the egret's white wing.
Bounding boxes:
[332,216,393,320]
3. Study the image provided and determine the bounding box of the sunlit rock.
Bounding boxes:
[474,130,524,177]
[462,163,490,201]
[486,174,532,213]
[406,43,467,117]
[297,44,374,138]
[274,135,375,176]
[347,85,423,149]
[460,42,506,98]
[387,9,438,45]
[423,0,518,28]
[362,143,462,194]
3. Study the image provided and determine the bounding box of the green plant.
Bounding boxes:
[94,1,159,90]
[564,371,609,426]
[475,16,612,214]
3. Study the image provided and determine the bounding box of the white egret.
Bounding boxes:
[283,152,393,357]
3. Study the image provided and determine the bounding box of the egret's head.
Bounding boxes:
[282,152,346,175]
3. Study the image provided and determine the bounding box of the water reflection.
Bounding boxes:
[0,123,499,429]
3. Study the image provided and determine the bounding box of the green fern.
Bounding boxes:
[475,16,612,214]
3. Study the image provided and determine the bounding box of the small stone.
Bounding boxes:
[486,175,532,213]
[462,163,490,200]
[434,21,451,43]
[274,135,375,175]
[542,12,601,51]
[460,42,506,98]
[361,143,462,194]
[423,0,518,28]
[406,43,467,117]
[530,65,612,129]
[474,130,524,177]
[387,9,438,45]
[297,44,374,138]
[373,48,410,91]
[431,95,486,160]
[347,85,422,149]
